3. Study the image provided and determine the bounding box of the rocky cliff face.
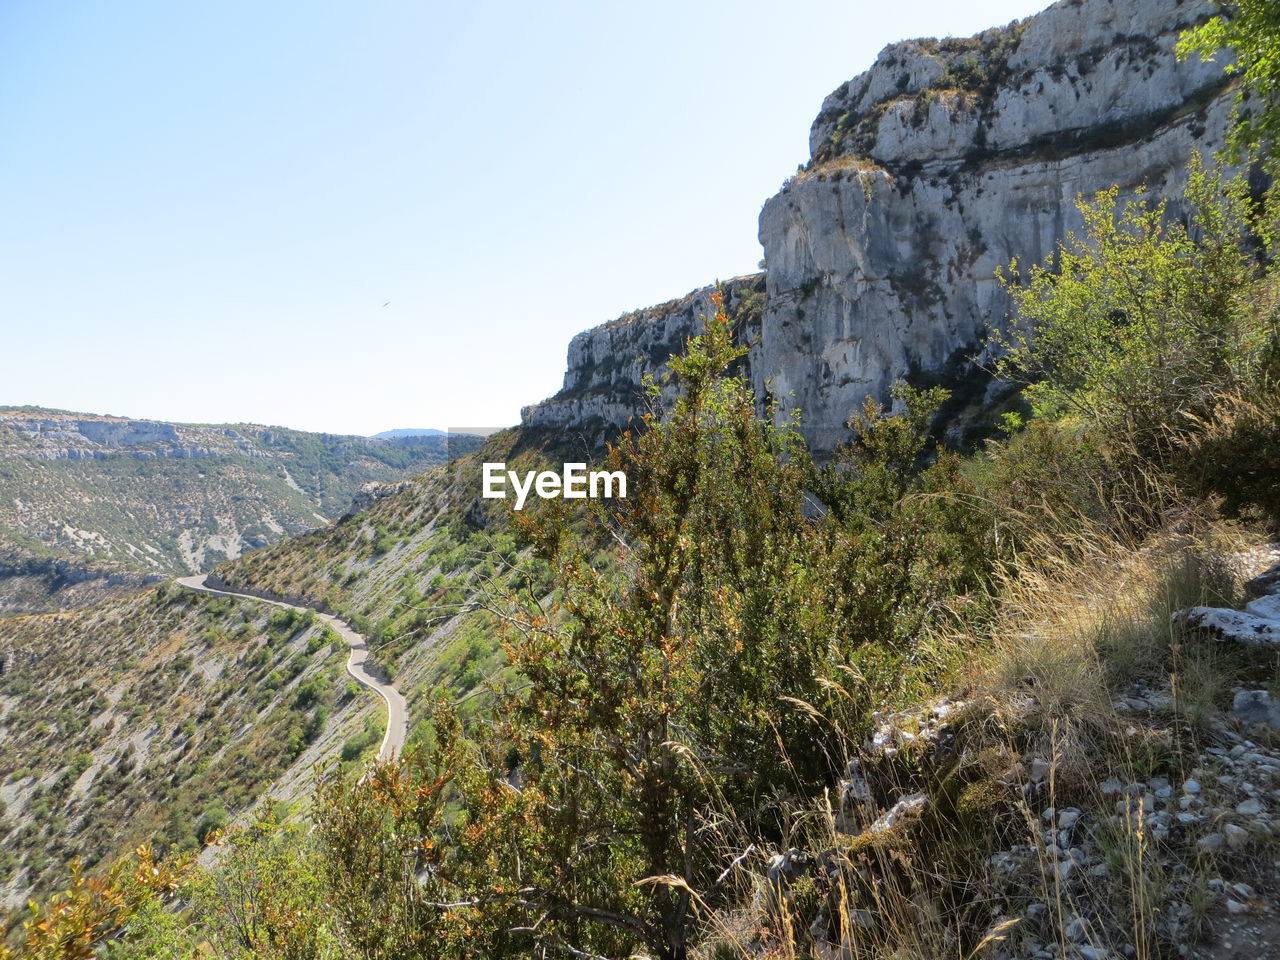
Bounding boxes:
[758,0,1233,452]
[521,275,766,448]
[3,413,235,460]
[526,0,1235,454]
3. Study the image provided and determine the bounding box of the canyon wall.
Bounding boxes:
[526,0,1235,453]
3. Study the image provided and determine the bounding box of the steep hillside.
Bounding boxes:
[0,543,162,618]
[209,432,543,696]
[0,581,392,911]
[0,408,483,591]
[0,426,555,928]
[522,0,1234,453]
[6,1,1277,957]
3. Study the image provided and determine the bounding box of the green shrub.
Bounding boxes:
[339,725,379,763]
[994,158,1280,523]
[303,294,999,960]
[195,802,229,844]
[997,158,1272,463]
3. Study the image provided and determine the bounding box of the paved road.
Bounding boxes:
[176,575,407,762]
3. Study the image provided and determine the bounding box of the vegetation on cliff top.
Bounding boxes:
[1180,0,1280,160]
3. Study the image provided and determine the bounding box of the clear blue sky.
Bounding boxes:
[1,0,1049,436]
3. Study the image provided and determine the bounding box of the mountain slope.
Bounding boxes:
[0,543,162,618]
[2,0,1263,951]
[0,408,483,596]
[0,580,393,910]
[1,439,532,915]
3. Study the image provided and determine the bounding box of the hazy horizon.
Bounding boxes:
[0,402,508,439]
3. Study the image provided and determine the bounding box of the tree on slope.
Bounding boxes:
[308,293,993,960]
[1180,0,1280,161]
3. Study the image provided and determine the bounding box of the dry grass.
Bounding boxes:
[696,507,1277,960]
[790,155,888,187]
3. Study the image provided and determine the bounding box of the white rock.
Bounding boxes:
[1100,778,1124,797]
[753,0,1235,456]
[1244,594,1280,620]
[1175,607,1280,644]
[1197,833,1224,852]
[1232,692,1280,732]
[1223,824,1250,849]
[868,793,928,833]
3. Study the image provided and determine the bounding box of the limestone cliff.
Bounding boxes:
[521,275,766,448]
[526,0,1235,453]
[759,0,1233,451]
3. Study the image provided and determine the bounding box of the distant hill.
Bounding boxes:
[0,407,484,604]
[371,428,447,439]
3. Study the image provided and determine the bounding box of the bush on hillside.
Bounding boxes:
[995,156,1280,524]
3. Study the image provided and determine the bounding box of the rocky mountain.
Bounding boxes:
[524,0,1233,453]
[0,408,483,598]
[521,275,766,450]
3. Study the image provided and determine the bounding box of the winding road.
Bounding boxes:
[176,575,407,762]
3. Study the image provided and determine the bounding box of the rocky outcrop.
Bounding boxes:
[0,546,163,616]
[521,275,765,447]
[1174,558,1280,645]
[756,0,1232,452]
[344,480,417,519]
[0,413,259,460]
[525,0,1236,455]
